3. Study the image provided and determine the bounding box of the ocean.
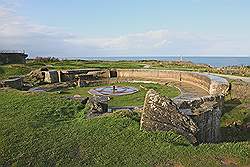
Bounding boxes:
[74,56,250,67]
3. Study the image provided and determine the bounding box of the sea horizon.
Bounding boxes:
[56,55,250,67]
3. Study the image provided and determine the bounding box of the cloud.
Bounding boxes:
[0,4,249,57]
[0,6,77,56]
[64,30,171,52]
[64,30,250,56]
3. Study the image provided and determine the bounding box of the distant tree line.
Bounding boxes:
[30,57,60,63]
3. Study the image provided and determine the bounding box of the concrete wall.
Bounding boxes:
[59,69,102,82]
[116,69,229,143]
[117,69,180,81]
[180,72,211,92]
[60,69,91,82]
[44,71,59,83]
[39,68,229,96]
[117,69,229,96]
[191,104,221,143]
[1,78,23,89]
[0,53,28,64]
[174,95,224,143]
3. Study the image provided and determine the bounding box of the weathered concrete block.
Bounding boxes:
[116,69,229,95]
[190,102,221,143]
[44,70,59,83]
[26,68,48,85]
[87,70,110,78]
[2,78,23,89]
[86,96,108,118]
[59,69,101,82]
[141,89,198,144]
[142,89,223,144]
[0,52,28,64]
[210,81,229,95]
[230,80,250,99]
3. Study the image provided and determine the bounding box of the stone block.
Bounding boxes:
[2,77,23,89]
[141,89,223,144]
[141,89,198,144]
[86,96,108,118]
[44,70,59,83]
[87,70,110,78]
[191,102,221,143]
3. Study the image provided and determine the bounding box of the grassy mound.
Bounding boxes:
[0,65,33,80]
[0,90,249,166]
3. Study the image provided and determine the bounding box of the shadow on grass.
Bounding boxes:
[220,98,250,143]
[0,66,5,74]
[220,126,250,143]
[221,98,242,116]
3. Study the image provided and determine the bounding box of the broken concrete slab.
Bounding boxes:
[141,89,198,144]
[1,77,23,90]
[141,89,223,144]
[86,96,109,118]
[44,70,59,83]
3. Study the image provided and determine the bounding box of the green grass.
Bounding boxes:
[60,82,180,107]
[0,60,249,166]
[220,97,250,142]
[221,98,250,127]
[0,64,33,80]
[27,60,146,70]
[1,60,249,80]
[0,90,249,166]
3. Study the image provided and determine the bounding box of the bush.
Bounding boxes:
[32,56,60,63]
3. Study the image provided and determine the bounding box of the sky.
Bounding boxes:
[0,0,250,57]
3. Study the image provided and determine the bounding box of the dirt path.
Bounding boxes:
[172,81,209,100]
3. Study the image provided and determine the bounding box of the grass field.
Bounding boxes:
[1,59,248,80]
[59,82,180,107]
[0,60,249,166]
[0,64,33,80]
[0,90,249,167]
[220,97,250,143]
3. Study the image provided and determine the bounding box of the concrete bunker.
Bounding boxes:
[110,70,118,78]
[0,50,28,64]
[115,69,229,143]
[1,67,229,144]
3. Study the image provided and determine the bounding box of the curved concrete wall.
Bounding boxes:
[117,69,229,143]
[116,69,229,95]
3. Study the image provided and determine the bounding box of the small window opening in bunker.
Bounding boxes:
[110,70,117,78]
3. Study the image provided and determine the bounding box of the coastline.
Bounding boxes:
[57,56,250,67]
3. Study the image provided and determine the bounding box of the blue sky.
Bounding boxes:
[18,0,250,36]
[0,0,250,57]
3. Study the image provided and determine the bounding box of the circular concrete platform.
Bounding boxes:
[88,86,138,96]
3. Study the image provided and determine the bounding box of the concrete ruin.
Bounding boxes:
[115,69,229,143]
[42,69,110,86]
[141,89,199,144]
[116,69,229,95]
[0,77,23,90]
[23,68,229,96]
[44,70,60,83]
[0,67,230,143]
[0,50,28,64]
[86,96,109,118]
[141,89,224,144]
